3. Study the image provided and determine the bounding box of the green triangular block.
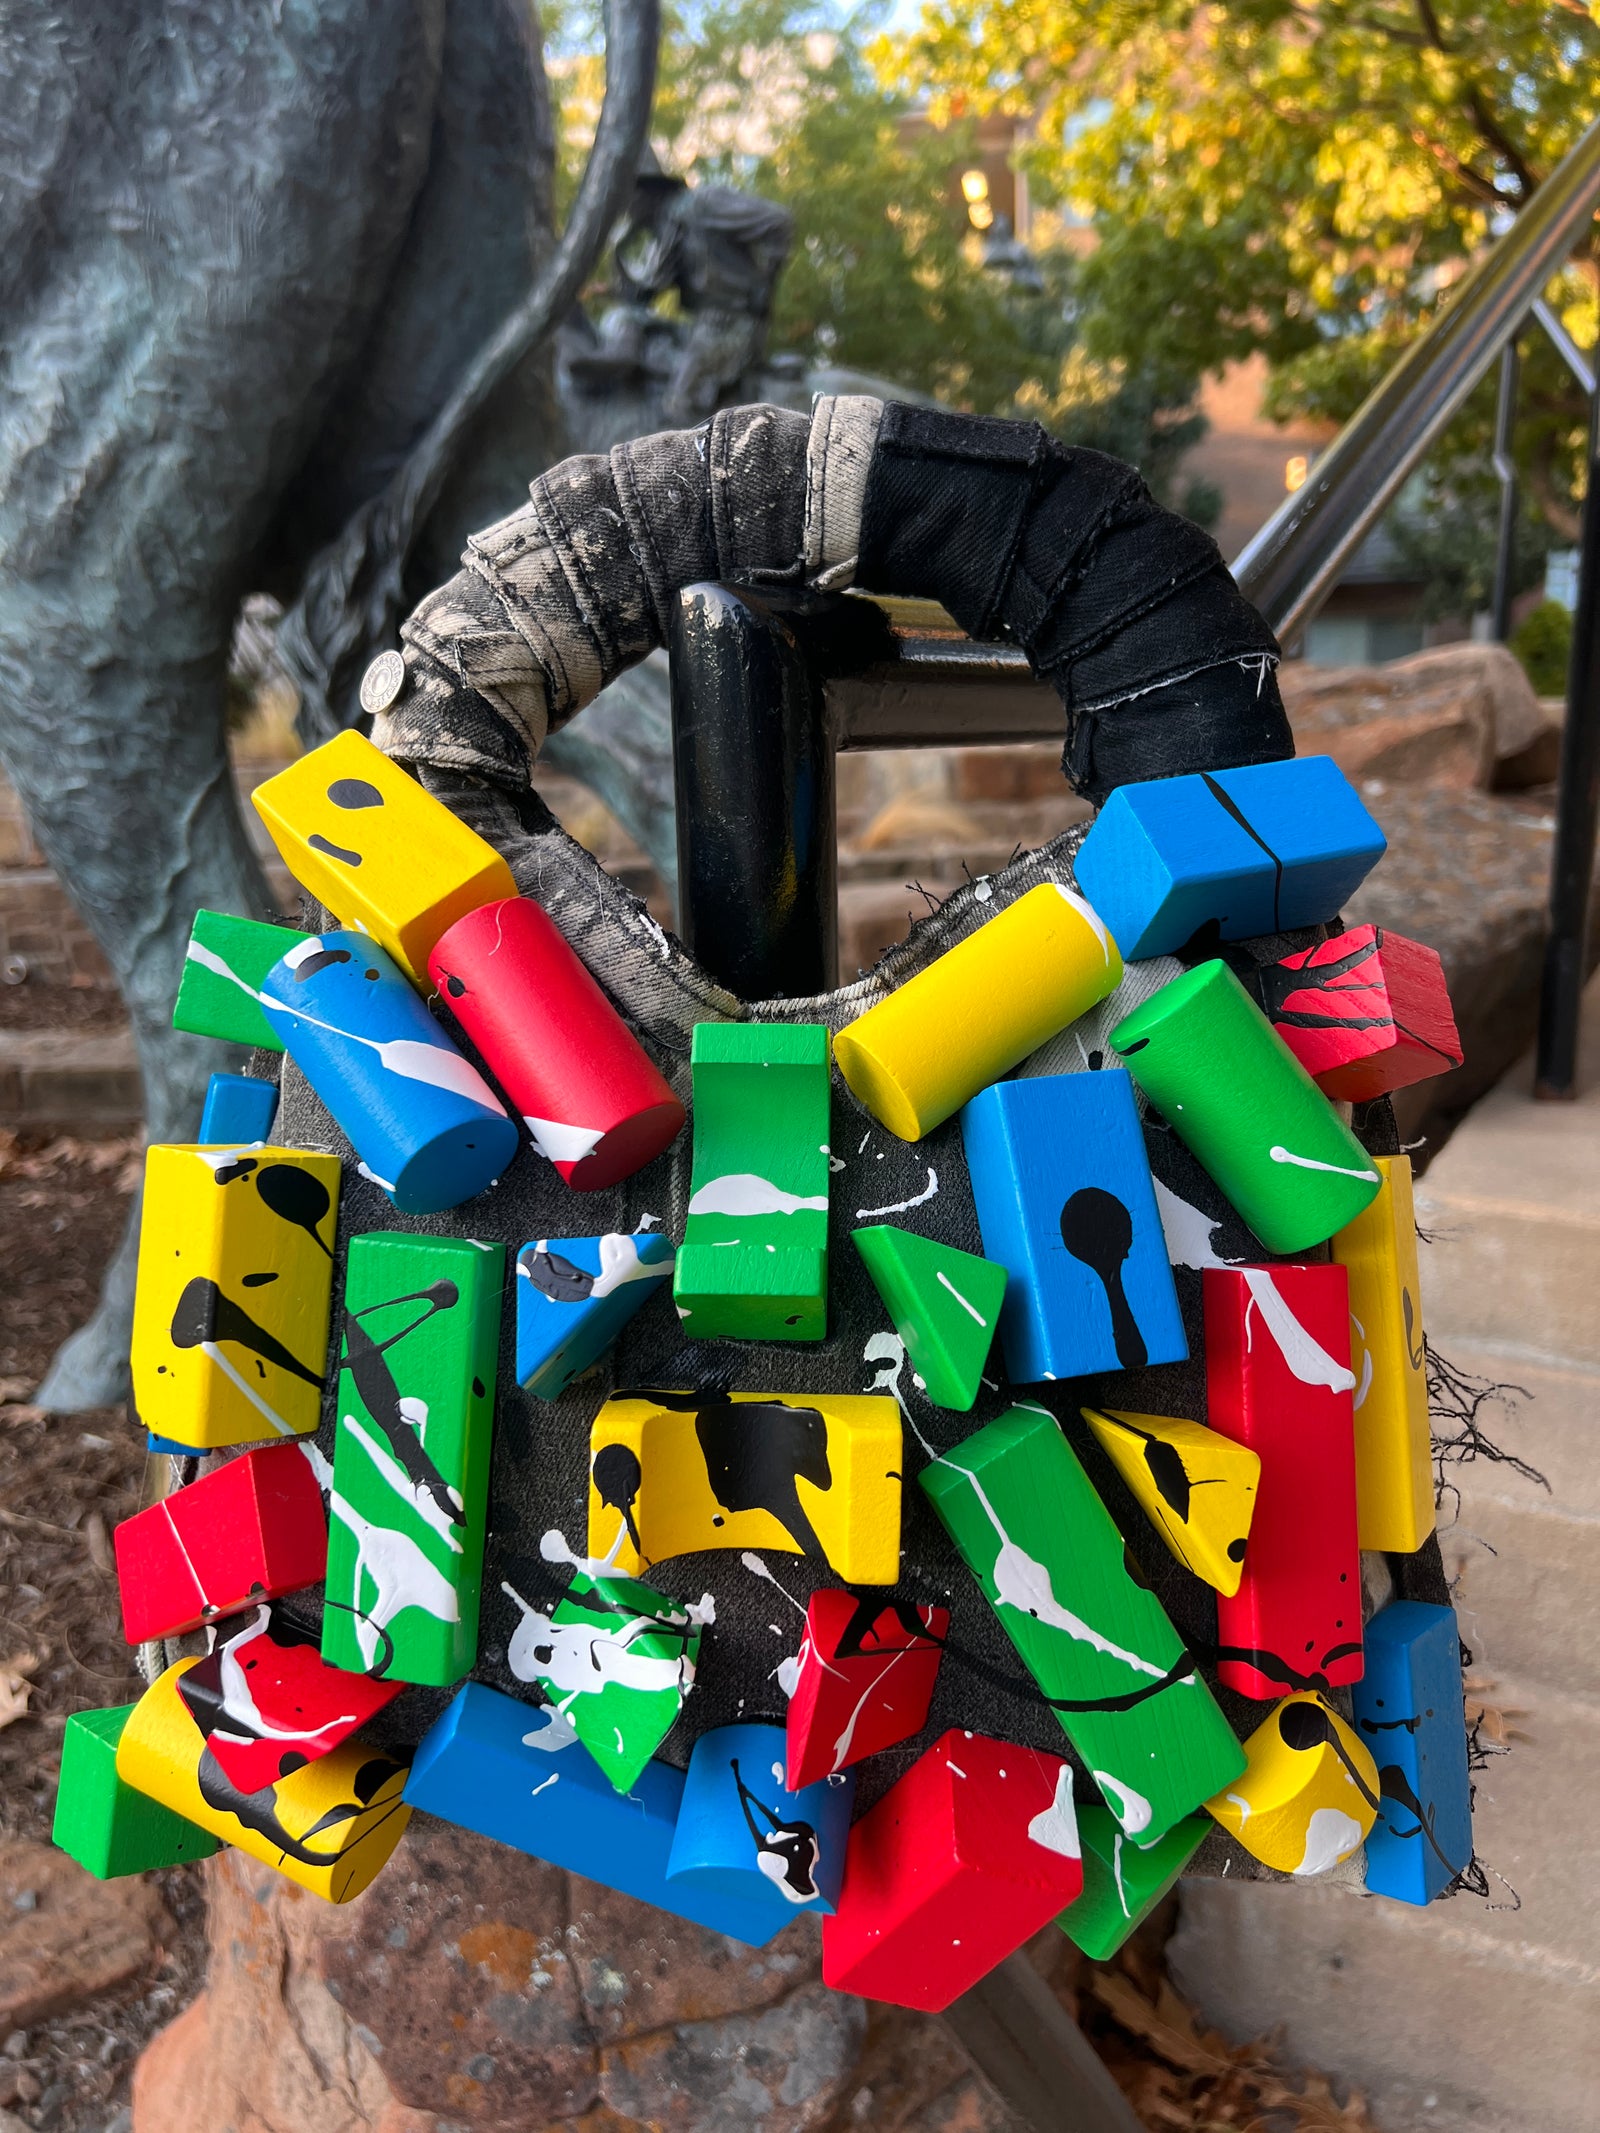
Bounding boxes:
[172,908,309,1051]
[530,1570,704,1794]
[853,1224,1006,1410]
[1057,1804,1208,1958]
[53,1705,220,1879]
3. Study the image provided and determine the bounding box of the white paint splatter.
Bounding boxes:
[1242,1269,1357,1392]
[855,1169,938,1222]
[1224,1791,1253,1827]
[1052,883,1114,963]
[1269,1145,1379,1184]
[1092,1771,1153,1837]
[524,1117,606,1165]
[1027,1764,1082,1860]
[936,1268,986,1326]
[688,1173,828,1217]
[523,1709,580,1754]
[1294,1807,1365,1876]
[501,1579,698,1701]
[520,1232,672,1299]
[357,1161,397,1192]
[529,1773,560,1799]
[198,1341,296,1436]
[208,1606,358,1745]
[1153,1178,1239,1271]
[863,1330,933,1458]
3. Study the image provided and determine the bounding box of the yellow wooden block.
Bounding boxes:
[115,1661,410,1903]
[1081,1406,1260,1598]
[130,1144,339,1448]
[587,1390,902,1585]
[832,882,1123,1142]
[250,729,516,981]
[1332,1154,1434,1553]
[1205,1691,1379,1877]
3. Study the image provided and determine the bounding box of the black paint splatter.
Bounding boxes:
[342,1282,464,1526]
[307,834,362,867]
[592,1443,644,1557]
[731,1757,820,1901]
[289,948,352,982]
[1276,1698,1381,1813]
[1060,1187,1147,1368]
[169,1278,323,1388]
[328,779,384,810]
[519,1246,594,1304]
[254,1162,333,1257]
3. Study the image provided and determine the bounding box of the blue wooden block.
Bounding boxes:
[404,1682,789,1946]
[259,931,519,1215]
[198,1072,279,1146]
[1073,758,1387,959]
[1353,1600,1473,1906]
[667,1722,853,1920]
[146,1433,204,1457]
[961,1070,1186,1384]
[515,1232,675,1400]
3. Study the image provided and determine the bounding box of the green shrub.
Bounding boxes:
[1510,599,1573,698]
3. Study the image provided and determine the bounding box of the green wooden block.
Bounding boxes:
[852,1225,1006,1411]
[173,908,308,1052]
[920,1403,1245,1845]
[674,1022,831,1342]
[504,1565,703,1793]
[1108,958,1381,1254]
[52,1704,219,1878]
[323,1232,504,1686]
[1057,1803,1208,1958]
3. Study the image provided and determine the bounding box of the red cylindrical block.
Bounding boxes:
[428,896,685,1191]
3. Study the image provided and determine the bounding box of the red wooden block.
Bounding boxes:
[1260,925,1462,1102]
[179,1605,400,1792]
[428,896,685,1191]
[114,1445,327,1645]
[1203,1266,1363,1700]
[821,1729,1083,2012]
[786,1593,946,1790]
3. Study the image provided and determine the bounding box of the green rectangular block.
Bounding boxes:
[173,908,309,1051]
[52,1705,219,1878]
[921,1403,1245,1845]
[1057,1804,1208,1958]
[674,1022,831,1342]
[323,1232,504,1686]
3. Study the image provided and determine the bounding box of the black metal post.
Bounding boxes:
[1490,336,1521,642]
[668,582,840,999]
[1535,371,1600,1097]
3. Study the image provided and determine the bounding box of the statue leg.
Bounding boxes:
[0,649,273,1409]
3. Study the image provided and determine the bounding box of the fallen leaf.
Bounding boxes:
[1090,1971,1245,2080]
[0,1654,41,1730]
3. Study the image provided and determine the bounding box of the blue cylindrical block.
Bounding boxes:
[666,1721,852,1918]
[260,931,518,1214]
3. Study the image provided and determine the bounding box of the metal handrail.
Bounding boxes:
[1233,113,1600,642]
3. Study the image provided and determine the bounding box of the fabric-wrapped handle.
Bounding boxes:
[382,396,1291,806]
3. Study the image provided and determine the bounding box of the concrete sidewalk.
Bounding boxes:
[1168,979,1600,2132]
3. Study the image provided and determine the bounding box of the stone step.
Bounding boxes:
[0,1027,141,1132]
[1170,1673,1600,2133]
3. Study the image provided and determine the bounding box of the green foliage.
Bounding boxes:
[1510,598,1574,696]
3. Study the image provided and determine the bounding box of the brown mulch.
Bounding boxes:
[0,983,129,1035]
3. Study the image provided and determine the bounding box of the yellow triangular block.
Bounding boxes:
[1205,1692,1379,1877]
[1082,1406,1260,1597]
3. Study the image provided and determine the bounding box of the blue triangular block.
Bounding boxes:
[515,1232,674,1400]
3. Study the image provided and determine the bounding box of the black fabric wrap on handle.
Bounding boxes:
[855,403,1292,802]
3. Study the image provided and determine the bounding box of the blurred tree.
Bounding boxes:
[545,1,1217,510]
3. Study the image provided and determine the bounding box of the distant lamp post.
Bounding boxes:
[961,168,995,231]
[980,213,1044,294]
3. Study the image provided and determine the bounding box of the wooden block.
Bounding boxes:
[1332,1155,1435,1554]
[961,1071,1186,1382]
[1205,1691,1379,1877]
[921,1405,1245,1842]
[1260,925,1462,1103]
[404,1682,790,1946]
[52,1704,219,1879]
[116,1660,411,1903]
[667,1721,854,1919]
[259,931,518,1216]
[115,1443,327,1643]
[852,1226,1005,1411]
[172,908,307,1051]
[674,1022,831,1342]
[500,1561,704,1793]
[188,1604,402,1793]
[515,1232,674,1400]
[1073,756,1387,959]
[833,883,1123,1142]
[130,1144,340,1449]
[146,1434,204,1456]
[1353,1601,1473,1905]
[786,1591,946,1789]
[250,729,517,981]
[429,897,686,1188]
[1081,1407,1260,1598]
[1110,959,1382,1254]
[820,1728,1084,2012]
[1203,1266,1361,1699]
[321,1233,503,1687]
[198,1071,279,1145]
[1056,1803,1208,1959]
[587,1389,901,1585]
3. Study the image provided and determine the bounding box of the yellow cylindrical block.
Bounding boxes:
[833,882,1123,1142]
[115,1662,411,1903]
